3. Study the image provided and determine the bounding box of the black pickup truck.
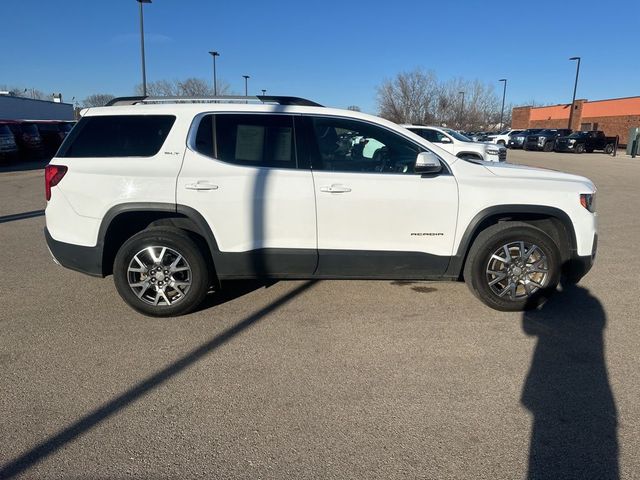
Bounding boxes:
[554,130,616,154]
[524,128,572,152]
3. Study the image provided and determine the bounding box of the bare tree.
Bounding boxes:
[135,78,232,97]
[377,69,439,125]
[0,85,47,100]
[347,105,361,112]
[82,93,115,107]
[377,69,505,131]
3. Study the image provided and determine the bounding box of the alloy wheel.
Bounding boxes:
[485,241,549,300]
[127,246,192,306]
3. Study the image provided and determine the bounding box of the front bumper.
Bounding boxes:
[555,144,575,152]
[45,227,104,277]
[564,234,597,282]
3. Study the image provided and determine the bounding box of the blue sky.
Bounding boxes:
[1,0,638,113]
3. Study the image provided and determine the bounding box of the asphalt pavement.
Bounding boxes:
[0,150,638,479]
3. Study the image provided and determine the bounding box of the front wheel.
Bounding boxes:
[463,222,561,311]
[575,144,585,154]
[113,228,210,317]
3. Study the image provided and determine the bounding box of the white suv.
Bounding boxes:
[486,129,524,146]
[403,125,507,162]
[45,95,597,316]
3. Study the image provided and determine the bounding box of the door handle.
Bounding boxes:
[185,181,219,191]
[320,184,352,193]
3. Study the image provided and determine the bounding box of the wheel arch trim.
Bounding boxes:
[445,204,578,278]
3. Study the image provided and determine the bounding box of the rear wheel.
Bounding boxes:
[604,143,614,154]
[463,222,561,311]
[113,228,210,317]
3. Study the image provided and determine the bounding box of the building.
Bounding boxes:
[0,94,74,121]
[512,96,640,145]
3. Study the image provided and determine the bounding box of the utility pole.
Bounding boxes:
[208,51,220,95]
[136,0,152,96]
[568,57,581,130]
[499,79,507,130]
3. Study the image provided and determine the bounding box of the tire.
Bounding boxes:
[463,222,561,311]
[497,140,506,146]
[113,227,210,317]
[604,143,614,154]
[575,144,585,154]
[543,141,554,152]
[523,144,528,151]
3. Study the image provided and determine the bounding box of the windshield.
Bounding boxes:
[59,123,74,132]
[0,125,12,135]
[442,128,471,142]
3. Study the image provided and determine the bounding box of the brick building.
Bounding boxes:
[511,96,640,145]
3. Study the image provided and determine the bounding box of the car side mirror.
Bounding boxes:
[415,151,442,174]
[440,136,452,143]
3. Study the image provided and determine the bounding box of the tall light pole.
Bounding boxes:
[499,78,507,131]
[458,91,465,130]
[242,75,250,97]
[208,51,220,95]
[568,56,581,130]
[261,89,266,96]
[136,0,152,96]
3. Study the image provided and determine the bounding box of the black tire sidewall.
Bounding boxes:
[113,229,209,317]
[467,226,561,311]
[576,144,585,153]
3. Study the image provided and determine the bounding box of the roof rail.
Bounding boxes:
[105,95,323,107]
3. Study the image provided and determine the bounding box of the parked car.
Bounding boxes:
[554,131,616,154]
[5,121,45,159]
[44,95,596,316]
[0,122,20,163]
[487,129,524,146]
[523,129,572,152]
[404,125,507,162]
[507,129,543,149]
[35,121,74,157]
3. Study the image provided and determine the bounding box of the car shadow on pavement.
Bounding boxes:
[0,280,317,479]
[521,284,619,480]
[0,209,45,224]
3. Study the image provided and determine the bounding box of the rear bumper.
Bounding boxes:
[45,227,104,277]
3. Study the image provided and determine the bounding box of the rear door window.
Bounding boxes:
[59,115,175,157]
[194,114,297,169]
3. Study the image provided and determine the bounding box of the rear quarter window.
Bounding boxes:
[59,115,176,157]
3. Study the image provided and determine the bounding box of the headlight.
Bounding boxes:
[568,139,576,144]
[486,148,500,155]
[580,193,596,213]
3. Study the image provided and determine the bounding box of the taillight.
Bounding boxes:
[45,165,67,201]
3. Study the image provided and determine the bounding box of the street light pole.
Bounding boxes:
[459,91,465,130]
[208,51,220,95]
[242,75,250,97]
[136,0,152,97]
[499,78,507,130]
[568,56,581,130]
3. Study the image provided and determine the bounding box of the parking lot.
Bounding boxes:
[0,150,639,479]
